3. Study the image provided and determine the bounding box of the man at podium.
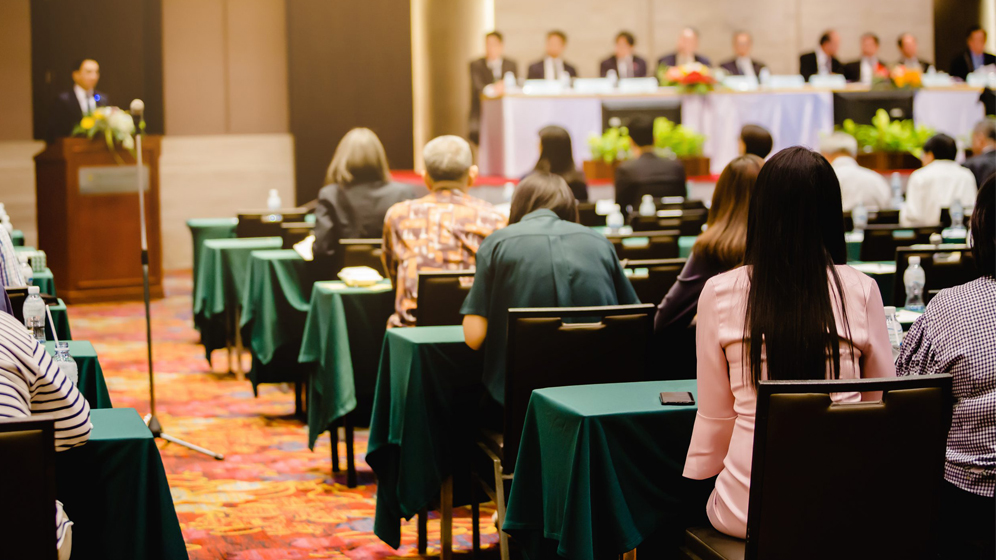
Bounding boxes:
[46,58,108,143]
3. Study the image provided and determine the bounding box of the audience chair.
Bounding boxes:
[892,245,978,307]
[632,208,707,236]
[577,202,604,227]
[415,270,476,326]
[472,304,656,560]
[843,209,900,231]
[0,417,57,560]
[680,374,953,560]
[622,258,686,305]
[607,230,681,261]
[280,222,313,249]
[339,239,384,273]
[858,224,941,262]
[235,208,309,238]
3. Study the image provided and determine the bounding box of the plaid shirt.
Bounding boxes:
[382,188,506,327]
[897,276,996,498]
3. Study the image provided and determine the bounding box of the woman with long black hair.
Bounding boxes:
[682,147,896,538]
[532,125,589,202]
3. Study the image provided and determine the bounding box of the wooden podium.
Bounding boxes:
[34,136,164,303]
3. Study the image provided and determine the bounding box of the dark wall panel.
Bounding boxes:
[287,0,414,204]
[30,0,164,139]
[933,0,982,74]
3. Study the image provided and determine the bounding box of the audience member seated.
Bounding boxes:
[719,31,766,78]
[382,135,506,328]
[900,134,978,226]
[896,177,995,560]
[950,25,996,81]
[683,147,895,539]
[658,27,711,69]
[0,225,25,289]
[600,31,647,79]
[533,125,589,202]
[799,29,844,81]
[526,30,578,80]
[843,33,887,84]
[820,132,891,211]
[614,116,686,213]
[896,32,932,72]
[313,128,418,276]
[470,31,518,144]
[0,312,91,560]
[738,124,773,159]
[963,118,996,187]
[461,172,639,404]
[655,155,762,339]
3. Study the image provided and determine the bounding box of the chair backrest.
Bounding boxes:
[843,208,900,231]
[746,375,953,560]
[892,245,978,307]
[280,222,313,249]
[0,417,57,560]
[577,203,603,227]
[503,304,656,469]
[622,258,686,304]
[235,208,309,238]
[859,224,941,262]
[607,229,680,261]
[631,208,707,236]
[339,239,384,273]
[415,270,476,326]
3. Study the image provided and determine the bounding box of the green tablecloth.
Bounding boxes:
[678,236,695,258]
[33,267,56,297]
[239,249,314,391]
[14,244,35,253]
[55,408,188,560]
[367,326,485,549]
[187,218,238,324]
[44,340,112,409]
[192,237,283,359]
[504,380,700,560]
[11,229,24,246]
[298,281,395,449]
[48,299,72,342]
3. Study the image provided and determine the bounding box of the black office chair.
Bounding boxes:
[0,417,57,560]
[608,229,681,261]
[680,374,953,560]
[280,222,313,249]
[339,239,384,273]
[235,208,309,238]
[892,245,978,307]
[622,258,686,305]
[473,304,656,560]
[858,224,941,262]
[415,270,476,326]
[577,203,604,227]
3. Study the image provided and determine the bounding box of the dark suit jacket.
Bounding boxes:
[718,58,766,76]
[799,51,844,81]
[842,59,888,82]
[599,55,648,78]
[950,50,996,81]
[526,59,578,80]
[657,53,712,68]
[469,57,518,143]
[897,59,932,72]
[47,89,108,143]
[614,152,687,212]
[964,149,996,187]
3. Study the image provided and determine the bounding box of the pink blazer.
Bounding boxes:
[683,265,896,538]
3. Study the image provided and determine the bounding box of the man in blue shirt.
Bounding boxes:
[950,25,996,80]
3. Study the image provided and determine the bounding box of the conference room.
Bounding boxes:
[0,0,994,559]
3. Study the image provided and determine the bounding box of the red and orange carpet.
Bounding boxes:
[70,272,498,559]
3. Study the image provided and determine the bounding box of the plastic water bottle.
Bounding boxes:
[904,256,926,312]
[852,202,868,231]
[606,68,618,87]
[758,67,771,87]
[639,195,657,217]
[53,341,78,386]
[17,254,32,286]
[948,200,966,236]
[929,233,943,246]
[503,181,515,203]
[22,286,45,342]
[266,189,282,222]
[503,71,516,91]
[606,204,625,232]
[890,173,904,209]
[884,306,903,359]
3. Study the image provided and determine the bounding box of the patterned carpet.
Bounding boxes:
[69,271,498,560]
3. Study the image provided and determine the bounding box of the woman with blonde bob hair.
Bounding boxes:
[313,128,418,274]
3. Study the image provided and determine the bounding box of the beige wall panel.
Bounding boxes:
[0,0,34,141]
[0,141,46,247]
[226,0,290,134]
[162,0,228,135]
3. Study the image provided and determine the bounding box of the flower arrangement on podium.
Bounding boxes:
[888,65,923,89]
[72,106,136,162]
[840,109,933,170]
[585,117,709,179]
[657,62,716,94]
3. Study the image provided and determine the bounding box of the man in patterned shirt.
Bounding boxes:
[382,135,507,327]
[897,176,994,559]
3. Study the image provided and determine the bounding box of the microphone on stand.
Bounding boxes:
[130,98,146,133]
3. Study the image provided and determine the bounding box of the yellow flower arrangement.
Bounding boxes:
[79,116,95,130]
[890,66,923,89]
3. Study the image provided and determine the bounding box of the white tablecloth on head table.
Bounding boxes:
[912,89,986,142]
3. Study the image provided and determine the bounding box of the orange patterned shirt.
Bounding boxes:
[382,188,506,327]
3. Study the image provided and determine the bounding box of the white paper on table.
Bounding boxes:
[896,309,923,324]
[850,262,897,274]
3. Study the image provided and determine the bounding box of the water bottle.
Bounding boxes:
[53,341,78,386]
[606,68,618,87]
[639,195,657,217]
[22,286,45,342]
[852,202,868,231]
[503,181,515,203]
[890,173,904,209]
[266,189,282,222]
[503,71,516,91]
[758,67,771,87]
[606,204,625,232]
[884,306,903,359]
[17,254,32,287]
[949,200,965,230]
[929,233,942,246]
[904,256,926,312]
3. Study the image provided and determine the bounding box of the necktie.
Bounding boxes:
[87,94,95,115]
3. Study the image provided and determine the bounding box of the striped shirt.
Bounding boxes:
[0,312,91,550]
[0,226,25,288]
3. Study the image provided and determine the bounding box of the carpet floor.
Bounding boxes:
[69,271,498,560]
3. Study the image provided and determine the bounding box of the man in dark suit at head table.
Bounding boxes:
[526,30,578,80]
[657,27,712,70]
[719,31,766,78]
[469,31,518,144]
[799,30,844,81]
[614,115,687,214]
[599,31,648,79]
[47,58,109,143]
[964,118,996,187]
[949,25,996,81]
[843,33,888,84]
[896,33,932,72]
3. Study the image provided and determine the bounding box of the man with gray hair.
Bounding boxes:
[820,131,891,211]
[963,118,996,187]
[382,135,507,327]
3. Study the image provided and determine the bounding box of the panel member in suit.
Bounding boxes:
[614,116,686,213]
[843,33,888,84]
[657,27,711,69]
[799,30,844,81]
[950,26,996,81]
[47,58,108,143]
[526,30,578,80]
[719,31,766,78]
[599,31,647,79]
[896,33,932,72]
[469,31,518,144]
[964,118,996,187]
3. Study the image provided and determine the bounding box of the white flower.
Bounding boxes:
[107,110,135,136]
[121,136,134,150]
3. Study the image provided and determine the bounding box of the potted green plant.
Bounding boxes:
[585,125,632,180]
[653,117,709,176]
[840,109,934,171]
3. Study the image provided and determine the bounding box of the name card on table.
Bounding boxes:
[618,77,661,94]
[722,75,760,91]
[522,79,568,95]
[573,78,616,94]
[79,165,150,195]
[765,75,806,89]
[808,74,847,89]
[921,73,954,88]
